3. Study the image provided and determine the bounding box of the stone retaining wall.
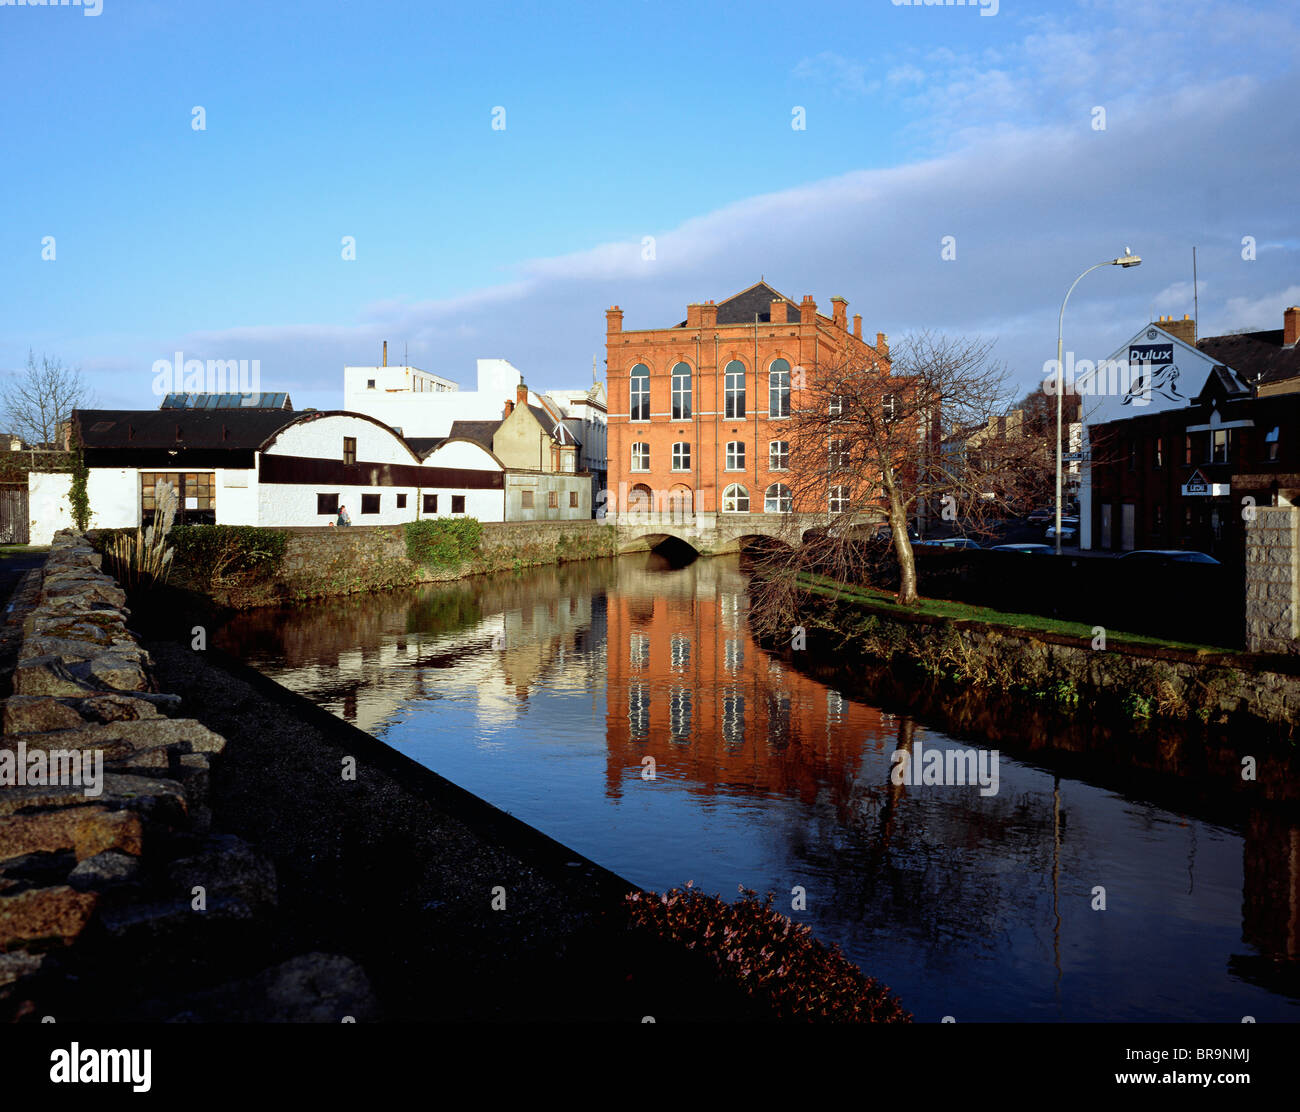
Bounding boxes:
[1246,506,1300,654]
[0,530,377,1020]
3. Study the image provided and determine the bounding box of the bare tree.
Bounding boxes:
[751,331,1028,630]
[1,350,91,448]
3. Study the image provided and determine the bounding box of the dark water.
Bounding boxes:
[217,555,1300,1021]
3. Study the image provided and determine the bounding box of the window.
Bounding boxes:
[724,360,746,419]
[828,395,845,417]
[721,691,745,747]
[360,493,380,514]
[631,442,650,472]
[630,632,650,671]
[141,472,215,525]
[569,491,578,507]
[1127,439,1137,471]
[366,379,375,389]
[769,359,791,418]
[829,438,850,469]
[671,362,692,420]
[1154,437,1163,469]
[765,483,792,513]
[1266,425,1280,461]
[725,638,744,673]
[669,687,692,743]
[451,495,465,514]
[396,493,407,509]
[725,441,745,471]
[722,483,749,513]
[1211,428,1233,463]
[521,490,534,509]
[628,683,649,742]
[548,490,558,508]
[317,492,339,515]
[769,440,789,471]
[629,364,650,422]
[882,393,898,422]
[343,437,357,465]
[670,634,690,672]
[829,485,849,514]
[1184,434,1194,466]
[423,493,437,513]
[671,442,691,471]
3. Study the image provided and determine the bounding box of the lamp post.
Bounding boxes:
[1054,248,1141,555]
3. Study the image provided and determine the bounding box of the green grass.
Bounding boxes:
[0,544,50,557]
[798,572,1232,655]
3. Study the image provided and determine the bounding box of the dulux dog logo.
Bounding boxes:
[1124,345,1183,406]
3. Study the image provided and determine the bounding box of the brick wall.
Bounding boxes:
[1246,506,1299,653]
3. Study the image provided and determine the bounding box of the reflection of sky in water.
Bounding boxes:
[222,558,1300,1022]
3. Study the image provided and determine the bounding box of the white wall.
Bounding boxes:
[265,413,421,466]
[256,481,419,526]
[343,358,534,439]
[28,469,139,545]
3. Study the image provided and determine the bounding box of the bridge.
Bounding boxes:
[609,512,828,555]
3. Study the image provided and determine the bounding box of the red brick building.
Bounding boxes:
[605,281,890,519]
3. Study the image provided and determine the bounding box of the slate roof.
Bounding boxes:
[673,281,803,327]
[74,408,299,451]
[405,437,446,458]
[1198,329,1300,390]
[446,420,502,450]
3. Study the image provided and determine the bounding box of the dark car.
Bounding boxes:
[873,522,921,542]
[1119,549,1220,565]
[990,543,1054,554]
[915,537,982,550]
[1026,508,1053,524]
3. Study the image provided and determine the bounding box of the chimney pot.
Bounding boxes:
[382,340,387,367]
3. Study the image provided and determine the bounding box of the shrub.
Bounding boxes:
[170,524,287,584]
[623,884,910,1023]
[104,480,176,589]
[404,518,482,568]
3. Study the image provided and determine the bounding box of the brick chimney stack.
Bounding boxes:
[687,303,703,329]
[853,313,862,339]
[504,399,514,418]
[876,332,889,357]
[700,300,718,328]
[831,296,848,331]
[606,306,623,333]
[800,295,817,324]
[1155,314,1196,346]
[517,382,529,406]
[770,298,786,325]
[1284,306,1300,347]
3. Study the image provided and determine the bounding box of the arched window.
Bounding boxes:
[765,483,792,513]
[769,358,791,418]
[630,442,649,471]
[671,362,692,420]
[628,483,653,516]
[722,483,749,513]
[724,360,746,419]
[629,364,649,422]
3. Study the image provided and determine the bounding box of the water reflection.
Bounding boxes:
[218,555,1300,1021]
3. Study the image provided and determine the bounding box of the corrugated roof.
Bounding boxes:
[160,393,293,410]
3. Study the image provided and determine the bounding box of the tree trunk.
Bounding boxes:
[883,466,918,605]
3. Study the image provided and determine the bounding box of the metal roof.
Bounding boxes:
[160,393,293,410]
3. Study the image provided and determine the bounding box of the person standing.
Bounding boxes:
[337,504,351,527]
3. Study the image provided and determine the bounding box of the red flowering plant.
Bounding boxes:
[623,883,910,1022]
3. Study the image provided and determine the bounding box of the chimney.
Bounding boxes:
[876,332,889,357]
[700,300,718,328]
[517,382,529,406]
[800,294,817,324]
[770,298,786,325]
[853,313,862,339]
[606,306,623,333]
[1285,306,1300,348]
[831,296,848,331]
[382,340,387,367]
[1154,314,1196,346]
[504,399,514,418]
[686,302,703,328]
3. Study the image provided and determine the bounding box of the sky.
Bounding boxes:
[1,0,1297,413]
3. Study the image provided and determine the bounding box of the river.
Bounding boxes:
[217,553,1300,1021]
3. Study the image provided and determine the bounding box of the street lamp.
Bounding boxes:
[1054,248,1141,555]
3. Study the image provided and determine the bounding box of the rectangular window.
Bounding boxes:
[1211,428,1232,463]
[725,441,745,471]
[769,367,790,418]
[521,490,534,509]
[769,440,789,471]
[396,493,407,509]
[423,494,438,513]
[548,490,558,508]
[882,393,898,422]
[1266,425,1280,461]
[671,367,692,420]
[569,491,578,507]
[672,442,691,471]
[630,368,650,422]
[451,495,465,514]
[829,485,849,514]
[828,395,844,417]
[829,438,850,469]
[724,366,746,419]
[366,379,375,389]
[1154,437,1163,469]
[141,472,215,526]
[361,493,380,514]
[343,437,357,465]
[317,492,339,516]
[631,443,650,471]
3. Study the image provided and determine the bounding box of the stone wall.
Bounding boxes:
[1246,506,1299,654]
[0,530,377,1020]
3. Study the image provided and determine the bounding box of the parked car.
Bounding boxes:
[872,522,921,542]
[1119,549,1220,565]
[990,543,1054,554]
[915,537,983,550]
[1044,517,1079,542]
[1026,508,1053,524]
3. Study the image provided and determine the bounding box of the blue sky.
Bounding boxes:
[1,0,1296,410]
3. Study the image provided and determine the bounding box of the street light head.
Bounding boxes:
[1116,249,1141,267]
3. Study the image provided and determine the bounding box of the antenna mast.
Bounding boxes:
[1192,247,1199,340]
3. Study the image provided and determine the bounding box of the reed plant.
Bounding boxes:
[105,480,177,589]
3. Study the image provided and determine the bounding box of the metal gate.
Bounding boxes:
[0,484,29,544]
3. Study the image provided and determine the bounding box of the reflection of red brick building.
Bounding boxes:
[604,562,890,808]
[605,281,890,518]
